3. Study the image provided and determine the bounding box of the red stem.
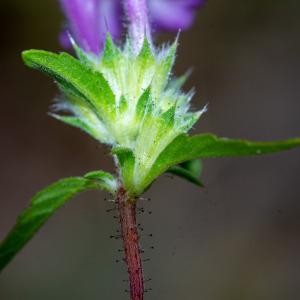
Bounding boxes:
[117,187,144,300]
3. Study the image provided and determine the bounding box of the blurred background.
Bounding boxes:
[0,0,300,299]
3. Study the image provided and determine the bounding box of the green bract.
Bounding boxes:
[22,35,300,196]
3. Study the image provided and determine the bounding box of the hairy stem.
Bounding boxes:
[117,187,144,300]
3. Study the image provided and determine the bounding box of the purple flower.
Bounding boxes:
[60,0,122,54]
[60,0,206,54]
[123,0,151,53]
[149,0,206,32]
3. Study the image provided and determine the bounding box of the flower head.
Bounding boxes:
[60,0,206,54]
[22,35,206,194]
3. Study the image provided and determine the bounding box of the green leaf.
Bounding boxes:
[84,170,118,193]
[50,114,101,141]
[102,33,122,66]
[134,133,300,195]
[180,159,203,178]
[167,159,204,187]
[135,39,156,95]
[152,40,177,98]
[135,87,152,122]
[180,111,203,132]
[0,171,117,272]
[160,105,176,128]
[69,36,94,67]
[112,147,135,191]
[138,38,155,62]
[167,165,204,187]
[22,50,116,121]
[168,69,192,92]
[118,96,128,114]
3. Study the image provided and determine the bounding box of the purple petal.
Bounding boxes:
[59,29,72,49]
[123,0,152,53]
[148,0,206,31]
[60,0,100,53]
[60,0,122,54]
[98,0,123,48]
[59,0,206,54]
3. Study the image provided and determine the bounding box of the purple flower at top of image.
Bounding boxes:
[60,0,122,54]
[149,0,206,32]
[60,0,206,54]
[123,0,152,53]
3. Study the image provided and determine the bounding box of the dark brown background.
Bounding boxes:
[0,0,300,299]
